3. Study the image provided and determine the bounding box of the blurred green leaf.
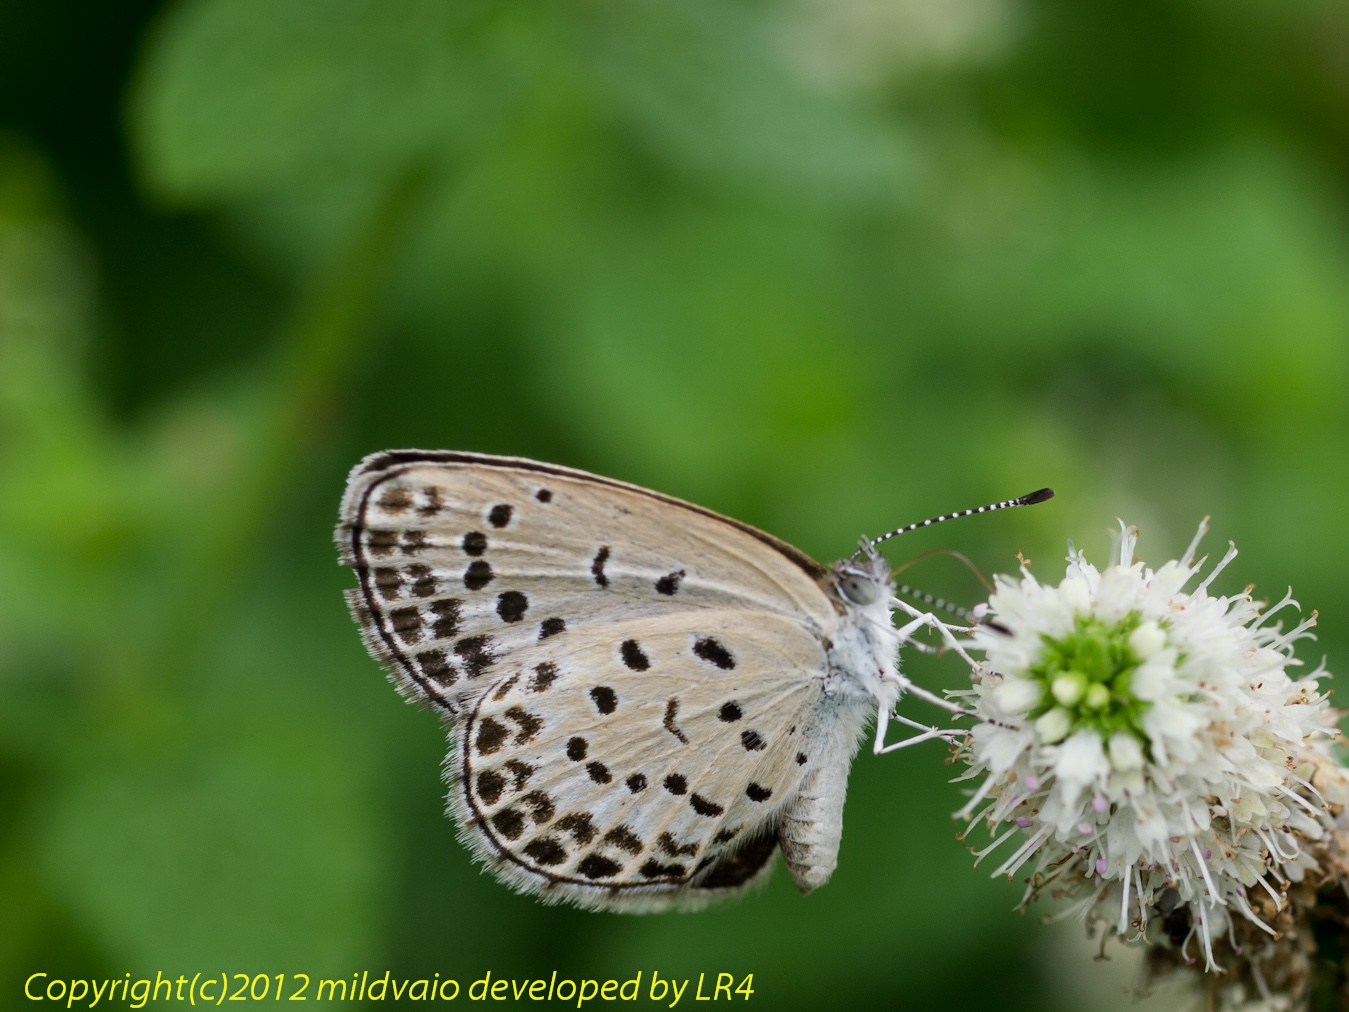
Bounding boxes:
[133,0,907,203]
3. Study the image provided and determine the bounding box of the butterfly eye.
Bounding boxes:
[838,574,877,606]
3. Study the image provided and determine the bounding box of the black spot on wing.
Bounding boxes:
[655,570,685,595]
[621,640,650,671]
[535,488,552,503]
[430,599,461,639]
[476,770,506,805]
[366,529,398,557]
[657,832,699,857]
[539,617,565,639]
[566,737,588,761]
[475,718,509,755]
[663,699,689,744]
[401,530,428,555]
[491,674,520,700]
[529,662,558,691]
[377,486,413,513]
[464,560,494,590]
[713,827,741,844]
[718,702,742,722]
[417,486,444,516]
[640,860,685,880]
[373,567,402,600]
[796,752,807,765]
[523,837,566,866]
[389,606,423,645]
[505,759,535,789]
[489,504,513,528]
[625,774,647,793]
[454,635,496,677]
[408,564,438,598]
[740,730,766,752]
[578,854,622,879]
[590,686,617,715]
[746,783,772,803]
[663,774,687,796]
[690,793,724,818]
[491,807,525,840]
[462,531,487,556]
[604,826,643,855]
[591,546,610,587]
[504,706,542,743]
[496,590,528,622]
[693,637,735,669]
[586,762,611,784]
[556,812,597,845]
[521,791,555,824]
[695,833,778,890]
[416,649,455,686]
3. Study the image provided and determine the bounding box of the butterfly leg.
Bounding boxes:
[871,609,977,754]
[888,606,982,714]
[895,678,973,715]
[890,599,984,671]
[884,609,971,712]
[874,717,960,755]
[885,612,974,702]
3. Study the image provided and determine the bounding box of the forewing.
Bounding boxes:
[336,450,837,713]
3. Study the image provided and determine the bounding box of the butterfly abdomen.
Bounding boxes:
[779,699,870,893]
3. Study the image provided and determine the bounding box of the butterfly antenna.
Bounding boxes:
[890,548,994,593]
[892,584,1011,635]
[857,487,1055,558]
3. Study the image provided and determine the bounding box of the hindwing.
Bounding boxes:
[458,612,836,909]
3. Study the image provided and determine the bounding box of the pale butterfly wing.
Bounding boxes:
[460,612,831,909]
[337,450,867,910]
[337,450,839,709]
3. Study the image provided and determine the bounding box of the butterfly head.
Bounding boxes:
[836,568,880,607]
[831,551,890,610]
[823,551,904,705]
[828,486,1055,705]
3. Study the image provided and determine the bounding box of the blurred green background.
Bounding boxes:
[3,0,1348,1008]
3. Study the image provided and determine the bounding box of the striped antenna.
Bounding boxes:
[895,583,974,623]
[857,487,1054,557]
[894,583,1011,635]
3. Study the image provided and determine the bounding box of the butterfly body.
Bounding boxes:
[338,450,912,912]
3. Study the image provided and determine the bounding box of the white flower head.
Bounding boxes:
[954,519,1343,971]
[1144,794,1349,1011]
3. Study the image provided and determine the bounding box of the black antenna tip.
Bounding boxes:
[1018,488,1055,506]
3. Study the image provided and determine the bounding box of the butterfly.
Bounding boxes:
[336,450,1051,911]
